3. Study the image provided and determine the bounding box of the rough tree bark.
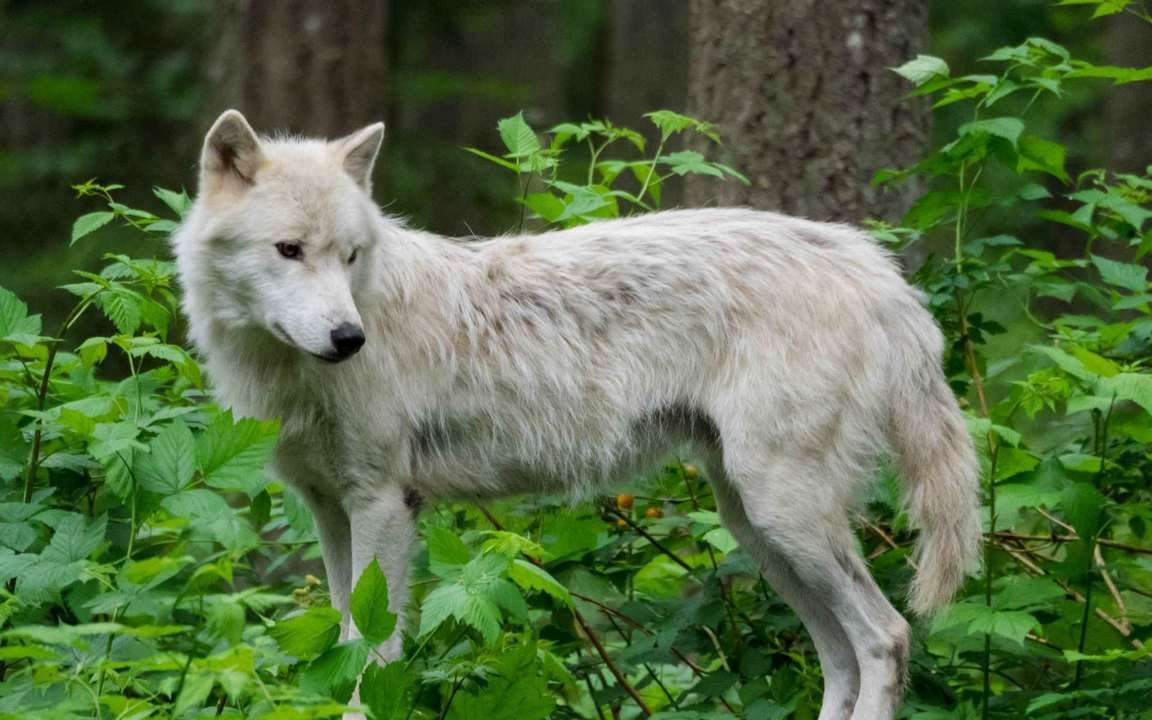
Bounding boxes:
[205,0,389,137]
[685,0,929,224]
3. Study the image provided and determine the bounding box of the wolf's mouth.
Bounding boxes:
[271,322,352,364]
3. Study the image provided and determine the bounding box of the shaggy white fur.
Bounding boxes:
[173,111,981,720]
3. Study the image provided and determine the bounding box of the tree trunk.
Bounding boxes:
[685,0,929,224]
[1105,14,1152,172]
[205,0,389,137]
[602,0,690,131]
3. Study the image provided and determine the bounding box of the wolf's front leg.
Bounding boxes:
[299,488,354,638]
[345,484,415,661]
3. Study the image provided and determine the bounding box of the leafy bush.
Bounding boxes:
[1,5,1150,718]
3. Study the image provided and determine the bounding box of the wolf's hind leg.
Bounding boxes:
[721,454,910,720]
[711,475,860,720]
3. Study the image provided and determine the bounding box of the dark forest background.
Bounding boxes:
[1,0,1148,325]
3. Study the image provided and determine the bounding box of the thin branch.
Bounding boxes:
[604,505,694,573]
[995,540,1143,649]
[990,531,1152,557]
[857,515,918,569]
[1036,504,1078,534]
[573,609,652,717]
[1094,544,1130,634]
[478,506,652,715]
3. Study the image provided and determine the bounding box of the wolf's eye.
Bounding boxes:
[276,242,303,260]
[349,248,359,265]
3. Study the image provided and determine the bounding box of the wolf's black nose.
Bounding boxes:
[330,322,366,360]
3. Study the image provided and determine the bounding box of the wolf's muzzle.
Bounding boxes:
[329,322,366,361]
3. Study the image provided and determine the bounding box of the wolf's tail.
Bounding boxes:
[888,319,982,616]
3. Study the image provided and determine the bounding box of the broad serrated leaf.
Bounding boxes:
[153,186,191,217]
[173,672,214,717]
[197,411,278,494]
[300,639,371,702]
[269,606,342,660]
[892,54,950,86]
[419,583,467,637]
[70,211,114,245]
[446,645,555,720]
[959,117,1025,147]
[40,513,106,565]
[350,558,396,644]
[1091,255,1148,292]
[161,488,231,521]
[508,559,571,605]
[425,526,472,576]
[1097,373,1152,415]
[137,420,197,494]
[361,662,415,720]
[497,112,540,158]
[0,286,41,339]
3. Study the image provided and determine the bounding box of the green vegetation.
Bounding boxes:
[0,5,1149,719]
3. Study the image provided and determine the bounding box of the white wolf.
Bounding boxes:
[173,110,980,720]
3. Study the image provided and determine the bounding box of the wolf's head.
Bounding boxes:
[177,110,385,363]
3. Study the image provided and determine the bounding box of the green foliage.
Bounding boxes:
[466,109,747,229]
[1,4,1151,718]
[870,7,1152,718]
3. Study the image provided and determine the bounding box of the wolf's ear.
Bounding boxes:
[200,110,263,197]
[337,122,385,192]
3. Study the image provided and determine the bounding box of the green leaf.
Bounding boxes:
[153,186,191,217]
[959,117,1025,147]
[173,672,214,718]
[161,488,231,521]
[350,558,397,644]
[497,112,541,158]
[41,513,106,564]
[99,290,142,335]
[659,150,725,178]
[0,522,36,552]
[425,526,472,575]
[1017,134,1069,182]
[1070,345,1119,377]
[1030,345,1097,381]
[463,146,520,172]
[70,211,115,245]
[361,662,415,720]
[1068,63,1152,84]
[137,420,197,494]
[892,55,950,86]
[703,527,739,554]
[1091,255,1148,292]
[269,606,342,660]
[300,639,371,703]
[521,192,566,222]
[508,559,572,605]
[932,603,1040,645]
[644,110,717,142]
[197,411,279,495]
[446,644,555,720]
[1097,373,1152,415]
[419,582,467,637]
[0,286,41,339]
